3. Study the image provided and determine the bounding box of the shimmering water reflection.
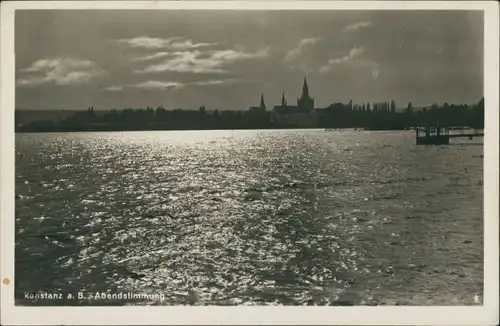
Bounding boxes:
[15,129,483,305]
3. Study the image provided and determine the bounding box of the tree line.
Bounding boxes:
[318,98,484,130]
[15,97,484,132]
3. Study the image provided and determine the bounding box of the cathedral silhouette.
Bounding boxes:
[273,77,315,114]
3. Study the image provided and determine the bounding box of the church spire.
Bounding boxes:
[281,90,287,107]
[260,93,266,110]
[302,76,310,98]
[297,77,314,111]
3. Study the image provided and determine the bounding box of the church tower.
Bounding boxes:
[302,77,310,98]
[281,90,287,108]
[297,77,314,112]
[259,93,266,111]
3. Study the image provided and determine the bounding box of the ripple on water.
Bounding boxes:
[14,130,483,305]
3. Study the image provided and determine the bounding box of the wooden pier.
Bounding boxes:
[415,126,484,145]
[446,126,485,138]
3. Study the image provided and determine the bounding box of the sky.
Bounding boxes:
[15,10,483,111]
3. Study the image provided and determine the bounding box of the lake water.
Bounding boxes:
[15,129,483,305]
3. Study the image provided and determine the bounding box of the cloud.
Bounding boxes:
[342,21,373,34]
[17,57,104,86]
[137,51,223,74]
[168,39,215,50]
[193,79,233,86]
[192,78,255,86]
[131,52,171,62]
[113,37,215,50]
[102,78,254,92]
[285,37,321,62]
[210,48,269,61]
[319,46,365,72]
[137,47,270,74]
[131,81,184,90]
[103,86,124,92]
[101,81,182,91]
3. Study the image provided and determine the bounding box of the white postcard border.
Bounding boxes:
[1,1,498,325]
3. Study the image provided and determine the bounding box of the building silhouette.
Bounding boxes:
[248,93,267,113]
[297,77,314,112]
[281,91,287,107]
[273,77,314,114]
[15,95,485,132]
[271,77,317,127]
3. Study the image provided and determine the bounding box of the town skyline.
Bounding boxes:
[15,75,482,112]
[16,10,483,111]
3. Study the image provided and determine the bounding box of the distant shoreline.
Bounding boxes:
[15,99,484,134]
[15,126,411,134]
